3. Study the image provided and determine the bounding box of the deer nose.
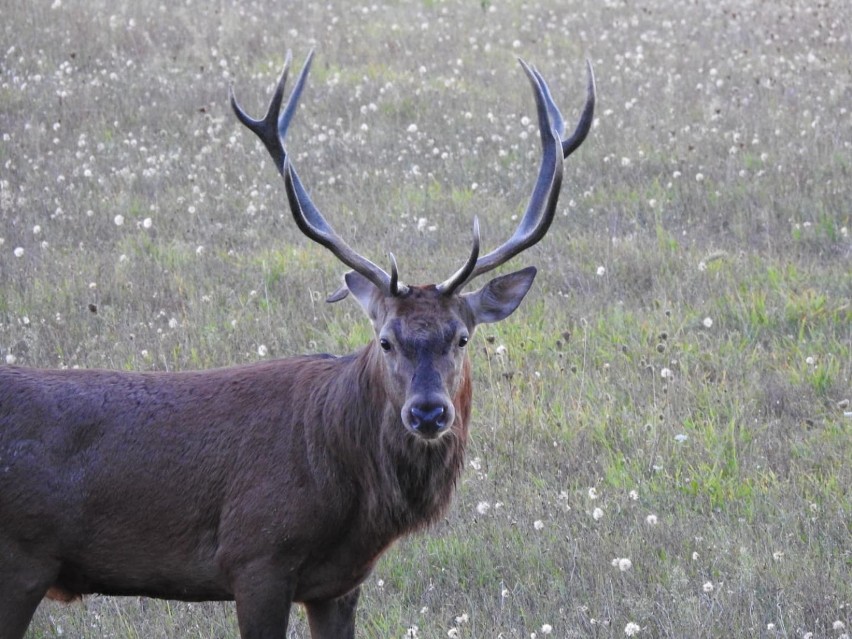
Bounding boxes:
[409,403,447,436]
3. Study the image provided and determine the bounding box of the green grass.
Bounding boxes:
[2,0,851,637]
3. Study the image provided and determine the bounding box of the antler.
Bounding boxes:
[230,50,407,298]
[436,58,596,295]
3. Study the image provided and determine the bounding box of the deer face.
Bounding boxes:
[345,267,536,439]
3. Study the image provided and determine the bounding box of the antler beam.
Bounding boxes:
[436,58,596,295]
[230,50,407,298]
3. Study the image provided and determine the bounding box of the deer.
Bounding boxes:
[0,50,594,638]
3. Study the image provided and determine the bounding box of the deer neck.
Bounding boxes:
[338,344,471,535]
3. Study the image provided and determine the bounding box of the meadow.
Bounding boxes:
[1,0,850,637]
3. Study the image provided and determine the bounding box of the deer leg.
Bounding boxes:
[0,589,42,639]
[305,587,361,639]
[0,542,56,639]
[230,564,295,639]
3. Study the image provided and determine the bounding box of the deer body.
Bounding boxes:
[0,50,593,638]
[1,347,467,606]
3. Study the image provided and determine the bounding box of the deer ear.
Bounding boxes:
[343,270,382,316]
[462,266,537,325]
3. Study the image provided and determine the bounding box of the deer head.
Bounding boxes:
[230,51,595,439]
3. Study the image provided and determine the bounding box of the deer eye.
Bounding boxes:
[458,335,469,348]
[379,338,392,352]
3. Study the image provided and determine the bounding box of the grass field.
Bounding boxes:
[2,0,850,637]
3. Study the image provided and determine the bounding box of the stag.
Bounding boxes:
[0,50,594,638]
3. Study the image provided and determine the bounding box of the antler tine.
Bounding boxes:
[525,59,594,158]
[562,59,596,158]
[229,50,293,173]
[435,217,481,295]
[440,58,595,292]
[388,252,402,296]
[233,50,404,298]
